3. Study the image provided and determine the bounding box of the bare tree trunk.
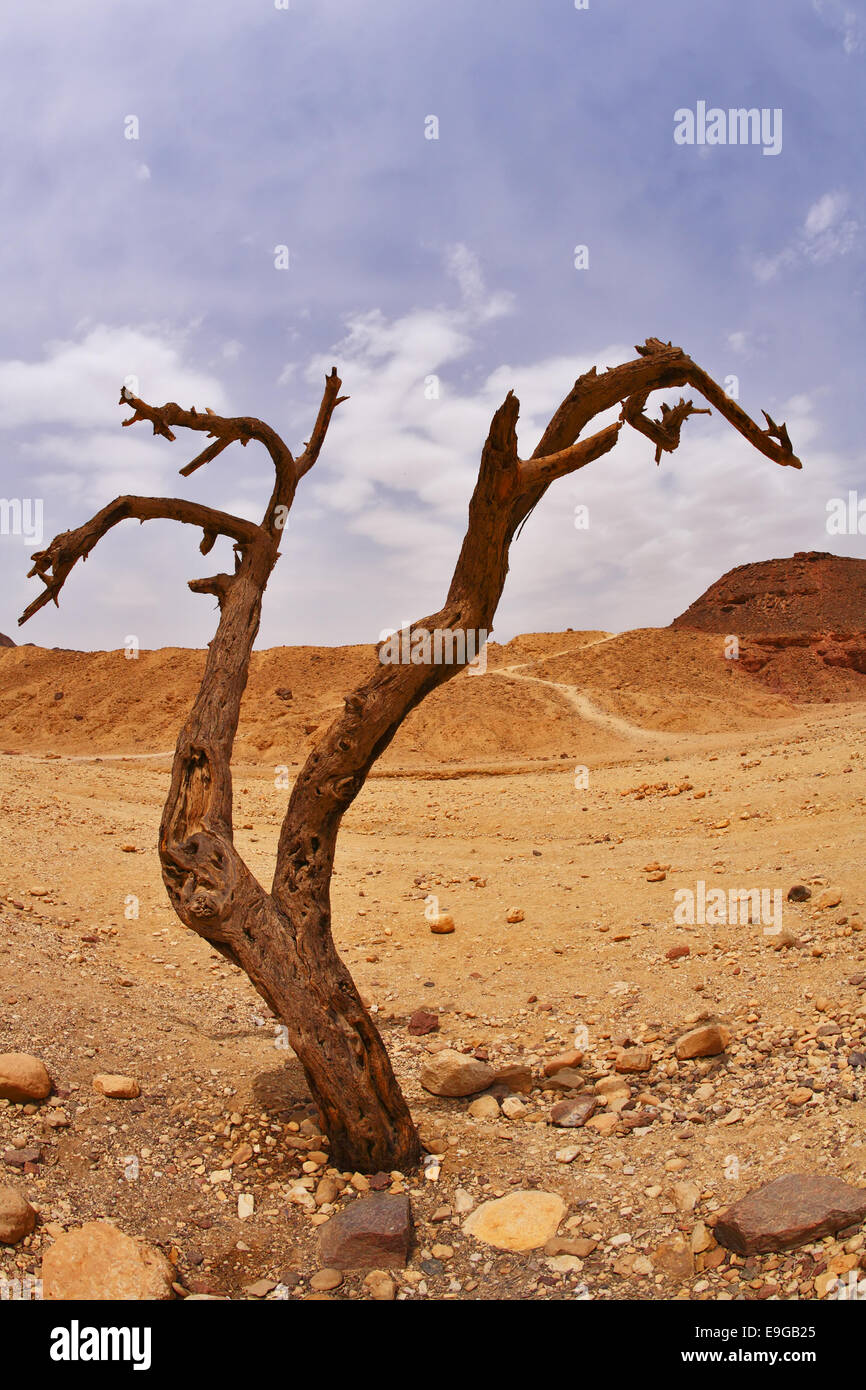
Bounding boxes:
[19,339,801,1170]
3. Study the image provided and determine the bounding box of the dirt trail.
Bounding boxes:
[495,632,670,743]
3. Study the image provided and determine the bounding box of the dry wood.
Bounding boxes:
[19,338,801,1170]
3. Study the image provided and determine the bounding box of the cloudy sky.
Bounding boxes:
[0,0,862,650]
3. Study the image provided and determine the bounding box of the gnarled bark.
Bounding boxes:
[20,337,802,1171]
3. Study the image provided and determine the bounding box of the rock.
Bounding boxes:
[429,913,455,935]
[92,1074,140,1099]
[691,1221,713,1254]
[315,1175,342,1206]
[363,1269,396,1300]
[0,1185,36,1244]
[244,1279,277,1297]
[646,870,667,882]
[787,884,812,902]
[675,1023,732,1060]
[652,1234,695,1280]
[615,1047,652,1074]
[594,1075,630,1099]
[548,1253,583,1274]
[3,1146,41,1169]
[666,945,690,960]
[585,1113,619,1136]
[318,1194,413,1270]
[787,1087,813,1107]
[467,1094,500,1119]
[672,1180,701,1214]
[453,1188,475,1215]
[491,1063,533,1094]
[237,1194,254,1220]
[408,1009,439,1036]
[310,1268,343,1291]
[0,1053,52,1103]
[817,888,842,910]
[555,1145,580,1163]
[545,1067,585,1092]
[275,687,293,700]
[505,908,525,923]
[772,928,800,950]
[420,1048,495,1097]
[463,1190,566,1251]
[545,1236,597,1258]
[501,1096,526,1120]
[42,1222,174,1300]
[543,1050,584,1076]
[715,1174,866,1255]
[550,1095,597,1128]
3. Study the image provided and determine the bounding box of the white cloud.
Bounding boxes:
[0,325,229,431]
[813,0,864,53]
[753,190,859,281]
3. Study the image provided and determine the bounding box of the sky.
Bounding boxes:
[0,0,863,651]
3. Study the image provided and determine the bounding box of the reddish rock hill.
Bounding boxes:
[672,552,866,635]
[0,633,15,648]
[672,552,866,701]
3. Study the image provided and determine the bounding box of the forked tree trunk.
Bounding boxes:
[19,341,801,1170]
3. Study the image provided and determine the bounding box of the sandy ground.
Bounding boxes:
[1,632,865,1300]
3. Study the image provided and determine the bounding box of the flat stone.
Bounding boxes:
[244,1279,276,1298]
[615,1047,652,1074]
[92,1074,140,1099]
[652,1234,694,1280]
[817,888,842,910]
[545,1067,585,1092]
[420,1048,495,1097]
[675,1023,732,1060]
[550,1095,598,1128]
[715,1174,866,1255]
[0,1185,36,1244]
[543,1050,584,1077]
[407,1009,439,1036]
[318,1193,413,1270]
[42,1222,174,1300]
[545,1236,597,1258]
[0,1053,52,1103]
[464,1190,566,1251]
[3,1147,42,1169]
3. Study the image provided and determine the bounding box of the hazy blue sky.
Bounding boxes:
[0,0,862,649]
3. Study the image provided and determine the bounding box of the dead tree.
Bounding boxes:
[19,338,801,1171]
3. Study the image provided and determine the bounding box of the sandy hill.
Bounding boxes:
[2,553,865,764]
[0,627,823,768]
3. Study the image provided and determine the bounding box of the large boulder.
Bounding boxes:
[463,1190,566,1251]
[42,1222,174,1300]
[0,1053,52,1102]
[318,1193,413,1270]
[715,1174,866,1255]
